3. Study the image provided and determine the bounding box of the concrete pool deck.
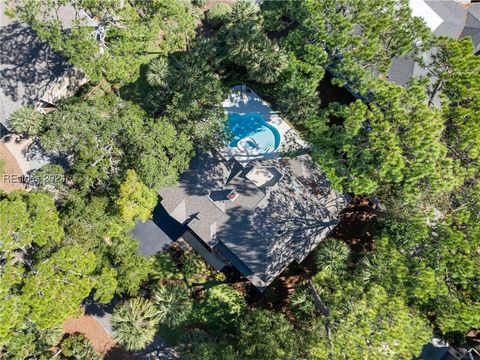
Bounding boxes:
[221,85,308,163]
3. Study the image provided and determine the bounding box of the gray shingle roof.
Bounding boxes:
[159,153,232,244]
[0,10,70,129]
[132,204,187,257]
[425,0,468,38]
[462,10,480,53]
[0,4,96,129]
[389,2,480,87]
[159,152,349,290]
[388,56,417,87]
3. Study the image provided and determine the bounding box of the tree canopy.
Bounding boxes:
[0,191,102,357]
[6,0,197,84]
[310,285,432,360]
[262,0,431,92]
[2,0,480,357]
[38,93,193,191]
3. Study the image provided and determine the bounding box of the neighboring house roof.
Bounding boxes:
[0,4,92,174]
[38,5,98,29]
[388,0,480,87]
[159,151,349,290]
[0,14,70,129]
[0,3,95,130]
[423,0,470,38]
[462,6,480,53]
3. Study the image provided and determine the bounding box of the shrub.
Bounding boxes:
[151,252,184,281]
[213,271,226,282]
[146,57,169,87]
[206,4,231,27]
[60,333,100,359]
[290,285,316,320]
[192,0,207,7]
[194,284,245,333]
[181,251,210,283]
[315,239,351,275]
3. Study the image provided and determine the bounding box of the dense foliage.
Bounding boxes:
[60,334,100,360]
[262,0,431,92]
[2,0,479,358]
[6,0,197,84]
[0,191,96,357]
[259,0,480,349]
[38,93,193,191]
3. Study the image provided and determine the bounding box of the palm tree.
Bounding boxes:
[315,239,351,275]
[146,57,169,87]
[223,21,264,67]
[152,283,192,327]
[8,106,42,136]
[111,298,159,350]
[249,42,288,84]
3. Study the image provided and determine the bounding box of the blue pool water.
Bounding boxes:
[226,112,281,153]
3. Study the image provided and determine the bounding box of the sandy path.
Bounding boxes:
[0,141,26,192]
[63,315,118,356]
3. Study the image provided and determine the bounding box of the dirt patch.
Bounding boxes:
[330,196,380,255]
[62,315,135,359]
[202,0,236,11]
[244,263,305,316]
[0,142,26,192]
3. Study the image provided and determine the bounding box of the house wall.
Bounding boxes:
[179,230,225,271]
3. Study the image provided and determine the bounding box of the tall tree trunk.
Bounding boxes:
[305,275,330,317]
[303,271,333,354]
[128,0,146,19]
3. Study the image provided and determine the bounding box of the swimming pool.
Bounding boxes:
[226,112,281,154]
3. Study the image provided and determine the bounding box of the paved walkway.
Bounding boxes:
[0,141,26,192]
[1,134,49,175]
[63,315,119,357]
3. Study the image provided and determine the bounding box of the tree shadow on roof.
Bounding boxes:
[0,21,70,108]
[151,203,187,240]
[215,173,344,286]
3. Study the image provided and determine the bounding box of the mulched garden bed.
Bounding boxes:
[330,196,380,256]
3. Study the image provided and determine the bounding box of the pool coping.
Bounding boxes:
[221,85,308,164]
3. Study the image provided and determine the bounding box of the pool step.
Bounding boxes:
[263,146,273,153]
